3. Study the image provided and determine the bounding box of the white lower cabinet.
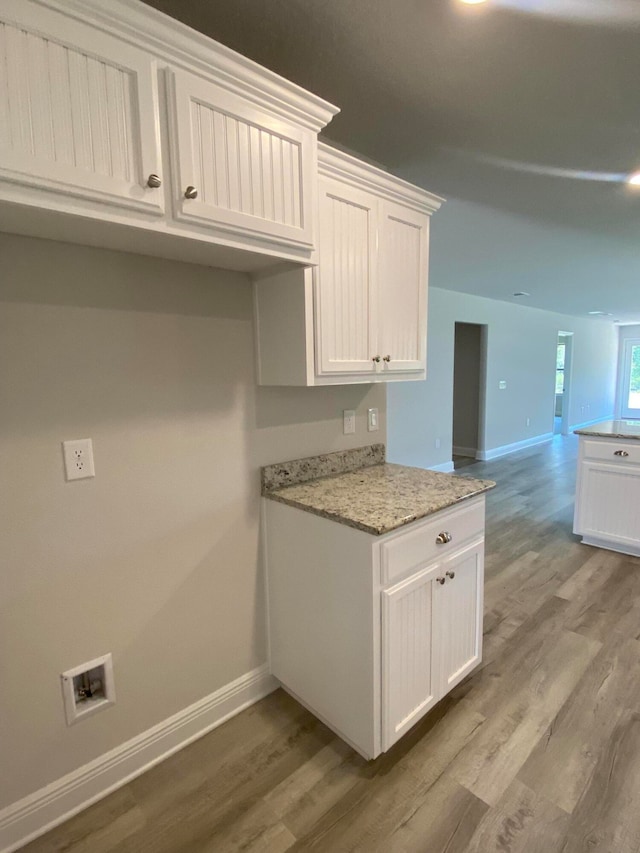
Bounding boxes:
[265,496,485,759]
[574,436,640,557]
[382,539,483,751]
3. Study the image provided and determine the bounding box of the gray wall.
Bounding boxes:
[388,286,617,469]
[0,233,386,808]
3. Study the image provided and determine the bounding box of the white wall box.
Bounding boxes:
[264,496,485,759]
[0,0,337,272]
[254,144,444,385]
[574,435,640,557]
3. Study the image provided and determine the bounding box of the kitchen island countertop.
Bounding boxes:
[574,420,640,440]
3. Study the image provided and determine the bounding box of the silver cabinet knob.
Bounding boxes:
[436,577,446,585]
[446,570,456,580]
[614,450,629,457]
[372,355,381,363]
[184,186,198,199]
[146,174,161,188]
[383,355,391,363]
[436,531,452,545]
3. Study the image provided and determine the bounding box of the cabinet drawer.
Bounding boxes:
[582,439,640,465]
[380,498,485,586]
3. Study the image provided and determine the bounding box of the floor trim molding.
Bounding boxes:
[0,664,277,853]
[452,446,477,459]
[476,433,553,461]
[429,460,454,473]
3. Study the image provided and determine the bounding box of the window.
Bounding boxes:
[555,342,565,395]
[620,338,640,418]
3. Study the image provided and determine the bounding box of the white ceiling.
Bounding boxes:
[144,0,640,323]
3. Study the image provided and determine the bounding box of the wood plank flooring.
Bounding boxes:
[22,436,640,852]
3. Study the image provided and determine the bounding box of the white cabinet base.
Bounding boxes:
[579,535,640,559]
[574,435,640,558]
[264,496,485,759]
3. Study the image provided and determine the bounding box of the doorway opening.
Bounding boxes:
[555,332,573,435]
[452,322,487,468]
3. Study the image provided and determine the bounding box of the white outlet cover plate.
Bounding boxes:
[343,410,356,435]
[62,438,95,481]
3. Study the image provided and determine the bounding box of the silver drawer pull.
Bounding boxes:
[614,450,629,457]
[436,531,452,545]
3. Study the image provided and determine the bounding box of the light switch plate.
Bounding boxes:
[368,408,379,432]
[62,438,95,481]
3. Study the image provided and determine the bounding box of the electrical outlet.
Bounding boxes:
[62,438,95,481]
[499,380,507,390]
[343,410,356,435]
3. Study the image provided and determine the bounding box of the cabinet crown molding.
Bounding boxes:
[28,0,339,133]
[318,142,445,216]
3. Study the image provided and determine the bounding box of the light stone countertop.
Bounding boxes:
[574,420,640,440]
[265,462,496,536]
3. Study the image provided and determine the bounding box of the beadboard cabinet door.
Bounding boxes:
[381,539,483,751]
[378,200,429,374]
[575,461,640,552]
[314,177,378,376]
[381,563,439,750]
[167,67,316,253]
[435,541,483,696]
[0,0,163,214]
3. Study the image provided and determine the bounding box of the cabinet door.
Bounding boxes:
[382,563,440,751]
[575,461,640,548]
[435,540,484,696]
[314,177,378,376]
[168,68,315,252]
[0,0,163,214]
[378,200,429,373]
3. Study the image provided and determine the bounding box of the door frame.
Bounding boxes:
[556,331,574,435]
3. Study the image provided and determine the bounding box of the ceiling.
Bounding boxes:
[143,0,640,323]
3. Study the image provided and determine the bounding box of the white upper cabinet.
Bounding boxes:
[254,144,443,385]
[315,177,378,375]
[0,0,337,271]
[0,0,163,214]
[168,68,315,254]
[377,200,429,373]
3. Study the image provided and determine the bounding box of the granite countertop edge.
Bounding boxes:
[266,484,494,536]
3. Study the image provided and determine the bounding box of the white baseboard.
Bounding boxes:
[0,665,277,853]
[430,460,454,473]
[476,432,553,461]
[452,446,477,459]
[570,416,614,432]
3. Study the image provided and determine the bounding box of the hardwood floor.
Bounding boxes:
[22,436,640,852]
